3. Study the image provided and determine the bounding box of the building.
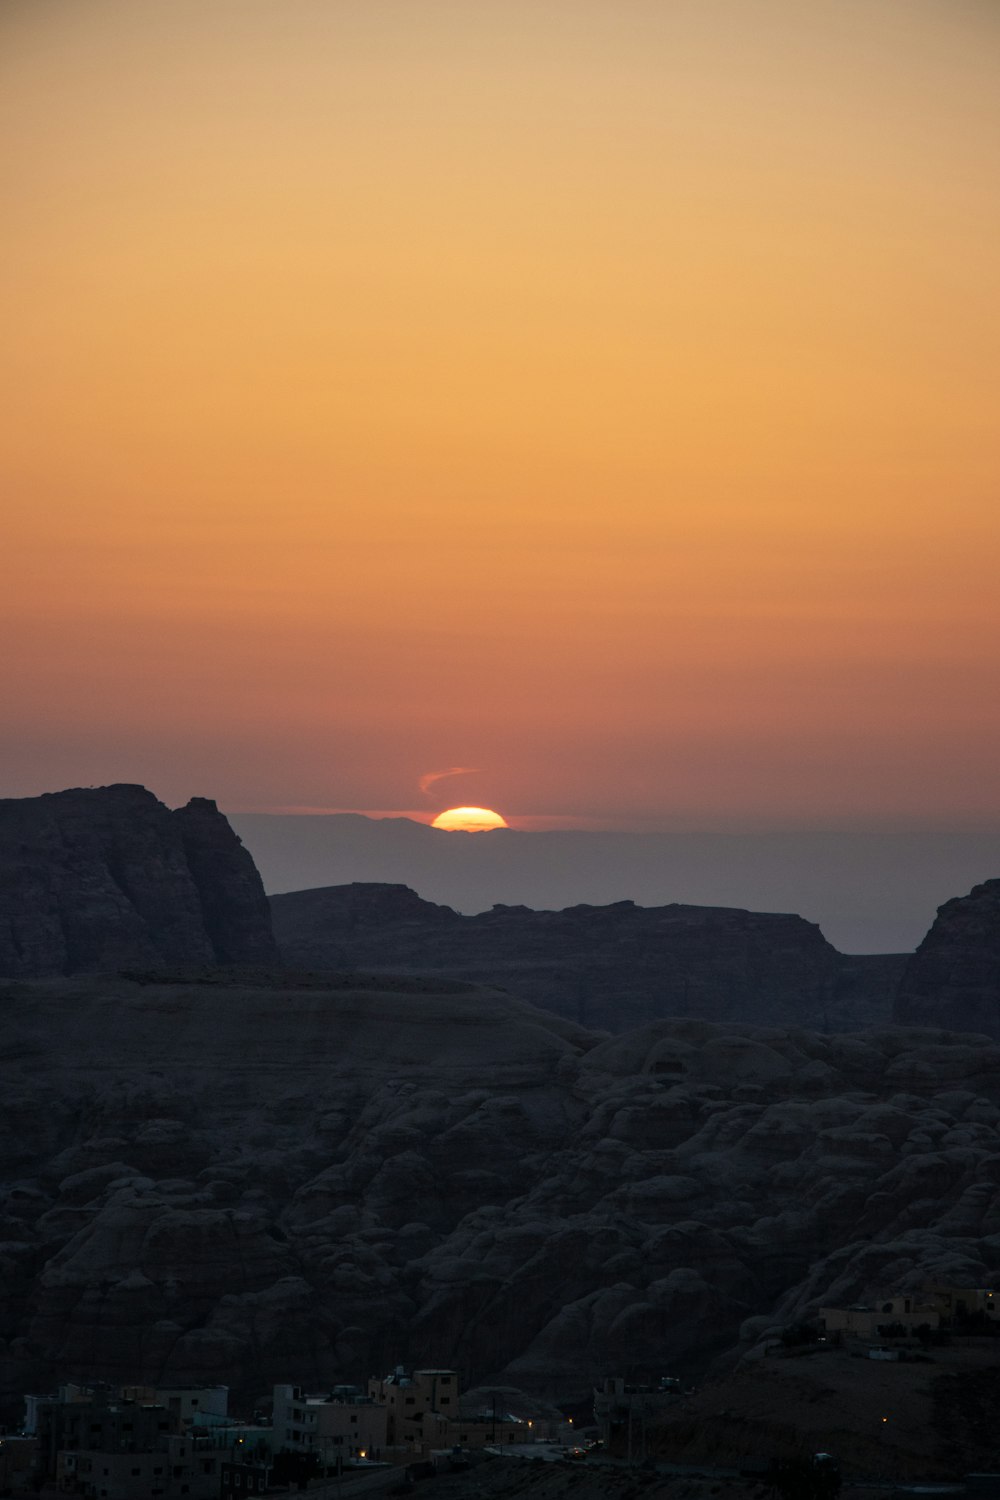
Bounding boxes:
[923,1284,999,1323]
[30,1387,180,1465]
[219,1456,271,1499]
[272,1384,387,1463]
[0,1435,37,1494]
[593,1377,681,1447]
[367,1369,458,1447]
[820,1286,999,1340]
[820,1294,941,1338]
[366,1369,523,1456]
[24,1382,249,1500]
[53,1433,221,1500]
[152,1387,230,1425]
[24,1385,92,1438]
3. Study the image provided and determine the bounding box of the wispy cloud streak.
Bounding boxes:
[418,767,481,797]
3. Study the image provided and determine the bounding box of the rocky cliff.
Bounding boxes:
[894,878,1000,1038]
[0,785,277,976]
[270,882,905,1032]
[3,972,1000,1420]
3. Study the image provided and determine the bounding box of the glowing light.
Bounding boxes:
[431,806,508,832]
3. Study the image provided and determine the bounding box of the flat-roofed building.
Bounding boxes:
[272,1384,387,1463]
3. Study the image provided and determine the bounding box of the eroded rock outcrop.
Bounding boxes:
[0,785,277,976]
[894,878,1000,1038]
[3,973,1000,1419]
[270,882,905,1031]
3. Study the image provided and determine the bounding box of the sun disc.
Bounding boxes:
[431,806,508,832]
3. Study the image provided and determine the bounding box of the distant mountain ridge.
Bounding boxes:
[0,784,277,976]
[232,811,1000,953]
[270,881,906,1032]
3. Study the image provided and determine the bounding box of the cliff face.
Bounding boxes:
[894,878,1000,1037]
[270,882,905,1032]
[0,785,277,976]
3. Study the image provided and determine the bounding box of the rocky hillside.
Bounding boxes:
[3,972,1000,1421]
[270,882,905,1032]
[0,785,277,975]
[894,878,1000,1038]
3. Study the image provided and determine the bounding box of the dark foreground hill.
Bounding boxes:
[0,785,277,975]
[270,882,905,1032]
[4,970,1000,1422]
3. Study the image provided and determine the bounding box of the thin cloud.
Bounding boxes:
[419,766,481,797]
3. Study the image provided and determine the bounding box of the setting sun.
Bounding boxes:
[431,807,508,833]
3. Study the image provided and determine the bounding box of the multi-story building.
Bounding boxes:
[29,1387,179,1465]
[593,1377,681,1447]
[24,1382,261,1499]
[53,1433,221,1499]
[366,1369,524,1455]
[152,1388,230,1425]
[272,1384,387,1463]
[219,1455,271,1499]
[367,1368,459,1445]
[273,1370,526,1465]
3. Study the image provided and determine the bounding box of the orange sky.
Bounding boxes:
[3,0,998,827]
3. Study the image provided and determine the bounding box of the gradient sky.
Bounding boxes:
[3,0,998,828]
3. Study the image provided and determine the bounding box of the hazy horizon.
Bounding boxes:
[232,810,1000,955]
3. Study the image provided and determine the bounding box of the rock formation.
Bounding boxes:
[270,882,905,1032]
[3,971,1000,1421]
[894,879,1000,1038]
[0,785,277,976]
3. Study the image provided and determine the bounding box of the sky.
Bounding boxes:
[3,0,999,831]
